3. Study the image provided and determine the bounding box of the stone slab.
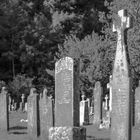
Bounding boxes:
[49,126,86,140]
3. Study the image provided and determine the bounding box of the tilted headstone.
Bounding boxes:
[111,9,131,140]
[0,87,9,131]
[135,81,140,127]
[80,95,89,126]
[49,57,86,140]
[93,81,102,126]
[39,88,53,140]
[27,88,40,139]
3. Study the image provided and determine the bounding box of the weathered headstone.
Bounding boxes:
[93,81,102,126]
[111,9,131,140]
[0,87,9,131]
[135,81,140,127]
[49,57,86,140]
[39,88,53,140]
[27,88,40,139]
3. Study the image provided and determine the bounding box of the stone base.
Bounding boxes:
[49,126,86,140]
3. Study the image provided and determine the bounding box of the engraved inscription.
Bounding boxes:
[58,70,72,104]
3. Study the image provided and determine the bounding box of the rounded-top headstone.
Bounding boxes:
[1,87,8,94]
[93,81,102,125]
[30,88,37,95]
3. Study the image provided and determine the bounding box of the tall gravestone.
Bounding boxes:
[49,57,86,140]
[39,88,53,140]
[27,88,40,139]
[0,87,9,131]
[135,81,140,127]
[93,81,102,126]
[111,9,131,140]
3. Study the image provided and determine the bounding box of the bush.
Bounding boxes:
[8,74,34,99]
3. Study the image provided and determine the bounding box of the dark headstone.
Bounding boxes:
[0,87,9,131]
[39,88,53,140]
[135,81,140,127]
[27,88,40,139]
[111,9,131,140]
[49,57,86,140]
[83,100,89,125]
[93,81,102,126]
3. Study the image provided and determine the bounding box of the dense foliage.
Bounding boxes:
[0,0,140,98]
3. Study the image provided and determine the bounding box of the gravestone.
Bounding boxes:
[27,88,40,139]
[104,95,108,110]
[135,81,140,127]
[14,102,17,111]
[49,57,86,140]
[80,95,89,126]
[111,9,131,140]
[19,94,25,112]
[107,75,113,111]
[39,88,53,140]
[93,81,102,126]
[8,96,11,112]
[24,102,27,112]
[90,88,94,115]
[0,87,9,131]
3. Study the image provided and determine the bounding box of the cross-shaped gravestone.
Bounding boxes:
[111,9,131,140]
[112,9,130,76]
[107,75,113,111]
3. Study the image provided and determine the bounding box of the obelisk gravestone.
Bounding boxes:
[111,9,131,140]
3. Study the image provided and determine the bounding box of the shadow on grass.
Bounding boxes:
[9,131,27,135]
[9,126,27,131]
[87,135,110,140]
